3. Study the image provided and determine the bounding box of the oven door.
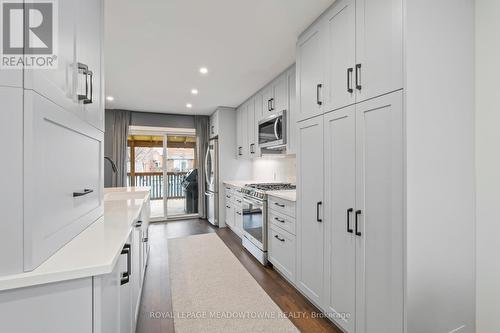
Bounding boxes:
[242,196,267,251]
[258,112,286,148]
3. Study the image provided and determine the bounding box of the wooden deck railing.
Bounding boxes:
[127,172,188,200]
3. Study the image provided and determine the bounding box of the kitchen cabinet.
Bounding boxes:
[323,105,356,332]
[296,21,326,121]
[262,73,288,118]
[296,115,324,306]
[209,111,219,138]
[23,90,104,271]
[325,0,356,112]
[93,256,121,333]
[286,67,297,154]
[297,91,403,332]
[355,0,403,103]
[296,0,402,118]
[268,195,297,284]
[24,0,105,131]
[354,92,403,333]
[236,105,247,158]
[246,98,258,158]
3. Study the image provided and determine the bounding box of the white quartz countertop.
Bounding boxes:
[266,190,296,202]
[0,187,150,292]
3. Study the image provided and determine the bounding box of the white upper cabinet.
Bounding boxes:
[297,22,326,121]
[236,105,244,158]
[354,0,403,102]
[286,68,297,154]
[209,111,219,138]
[24,0,105,131]
[272,73,288,115]
[325,0,356,112]
[261,85,274,118]
[246,98,258,158]
[24,0,77,112]
[76,0,104,131]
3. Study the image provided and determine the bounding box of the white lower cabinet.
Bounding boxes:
[297,91,403,332]
[224,185,243,236]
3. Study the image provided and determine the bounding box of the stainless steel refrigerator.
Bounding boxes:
[204,138,219,225]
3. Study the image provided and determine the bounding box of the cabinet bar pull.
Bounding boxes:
[274,202,285,208]
[135,221,142,228]
[274,217,285,223]
[73,188,93,197]
[120,244,131,285]
[355,64,362,91]
[347,68,354,93]
[270,98,275,111]
[355,210,362,236]
[274,235,285,242]
[268,99,272,111]
[316,84,323,105]
[347,208,353,233]
[317,201,323,222]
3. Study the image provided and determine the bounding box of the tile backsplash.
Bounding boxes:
[252,156,296,184]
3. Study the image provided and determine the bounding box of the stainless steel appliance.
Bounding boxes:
[204,138,219,225]
[241,183,296,265]
[258,111,287,149]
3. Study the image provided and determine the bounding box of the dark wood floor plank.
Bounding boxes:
[136,219,341,333]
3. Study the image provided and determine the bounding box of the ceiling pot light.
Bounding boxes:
[191,89,198,95]
[106,96,114,101]
[199,67,208,75]
[186,103,192,108]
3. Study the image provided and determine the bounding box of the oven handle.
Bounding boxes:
[243,195,264,206]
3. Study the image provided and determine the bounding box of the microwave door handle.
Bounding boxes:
[273,118,280,140]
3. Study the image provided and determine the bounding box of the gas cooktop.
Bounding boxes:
[242,183,296,200]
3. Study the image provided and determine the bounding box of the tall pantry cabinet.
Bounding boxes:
[0,0,105,275]
[296,0,474,332]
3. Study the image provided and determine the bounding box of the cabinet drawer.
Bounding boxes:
[268,225,296,283]
[269,209,296,235]
[24,90,104,271]
[268,196,296,218]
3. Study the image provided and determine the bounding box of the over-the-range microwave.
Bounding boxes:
[258,110,286,149]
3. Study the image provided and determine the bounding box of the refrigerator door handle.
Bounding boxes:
[204,145,211,185]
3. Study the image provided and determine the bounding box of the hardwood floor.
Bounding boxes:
[136,219,341,333]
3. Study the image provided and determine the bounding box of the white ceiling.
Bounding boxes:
[104,0,334,115]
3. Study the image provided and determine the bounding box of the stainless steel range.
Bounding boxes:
[240,183,296,265]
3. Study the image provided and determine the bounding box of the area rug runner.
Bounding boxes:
[168,233,299,333]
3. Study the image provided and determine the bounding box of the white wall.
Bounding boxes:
[476,1,500,332]
[252,156,296,183]
[405,0,475,332]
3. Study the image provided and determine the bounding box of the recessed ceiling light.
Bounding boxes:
[191,89,198,95]
[199,67,208,75]
[106,96,114,101]
[186,103,192,108]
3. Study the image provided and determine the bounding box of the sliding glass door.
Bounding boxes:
[127,129,198,220]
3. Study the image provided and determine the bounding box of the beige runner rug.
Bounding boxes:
[168,233,299,333]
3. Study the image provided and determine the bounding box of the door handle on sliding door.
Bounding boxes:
[355,210,362,236]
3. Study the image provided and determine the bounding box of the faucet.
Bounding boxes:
[104,156,117,173]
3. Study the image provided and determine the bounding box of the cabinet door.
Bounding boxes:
[93,262,121,333]
[24,0,78,113]
[296,116,324,305]
[355,91,403,333]
[286,67,297,154]
[131,223,142,327]
[225,202,234,228]
[355,0,403,102]
[246,98,257,158]
[323,106,356,332]
[272,73,288,115]
[296,22,326,121]
[261,86,274,117]
[76,0,104,131]
[120,240,133,333]
[325,0,356,111]
[236,106,244,158]
[234,206,243,235]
